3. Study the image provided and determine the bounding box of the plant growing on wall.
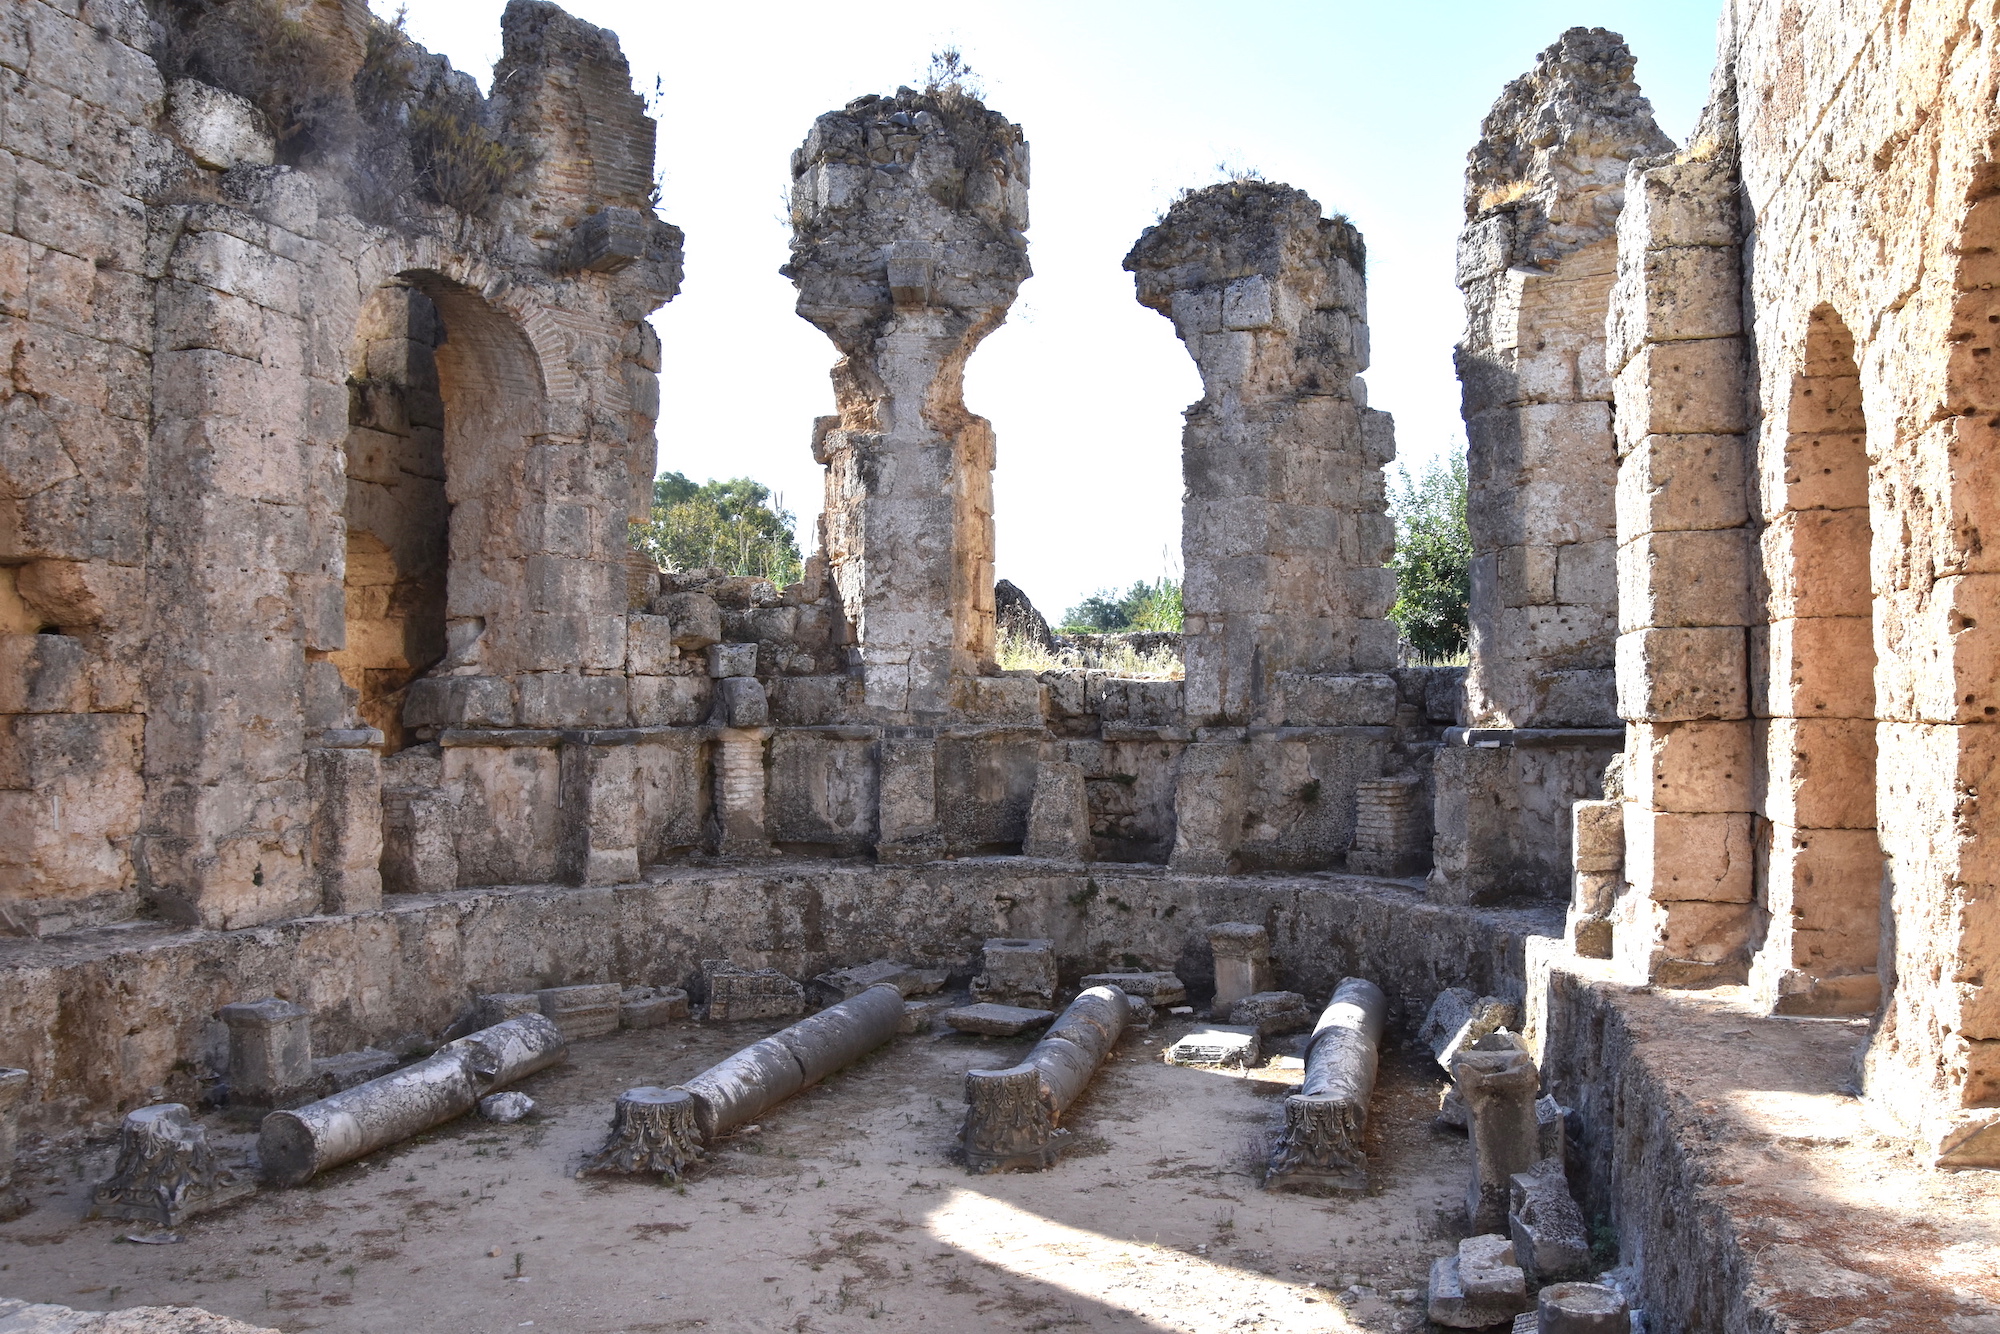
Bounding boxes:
[630,473,805,588]
[1388,452,1470,664]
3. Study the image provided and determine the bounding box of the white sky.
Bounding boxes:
[383,0,1720,619]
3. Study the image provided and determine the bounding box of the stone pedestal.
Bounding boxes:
[220,997,314,1109]
[971,938,1056,1008]
[1208,922,1273,1010]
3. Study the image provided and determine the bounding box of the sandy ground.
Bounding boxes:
[0,1009,1470,1334]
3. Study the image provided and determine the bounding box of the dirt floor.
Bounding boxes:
[0,1008,1472,1333]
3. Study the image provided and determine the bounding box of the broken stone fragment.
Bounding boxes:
[92,1104,254,1228]
[474,993,543,1029]
[536,984,622,1041]
[898,1001,933,1034]
[1227,990,1314,1036]
[1420,988,1520,1071]
[1165,1025,1261,1068]
[1509,1155,1591,1277]
[962,987,1136,1173]
[312,1048,399,1094]
[713,676,770,728]
[703,961,806,1022]
[1207,923,1274,1010]
[811,959,945,1003]
[1078,971,1187,1007]
[619,987,690,1029]
[944,1003,1057,1037]
[1427,1234,1531,1328]
[479,1091,534,1123]
[655,592,722,649]
[707,642,758,679]
[970,938,1056,1007]
[166,79,275,171]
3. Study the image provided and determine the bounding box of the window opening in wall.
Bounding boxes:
[333,283,450,753]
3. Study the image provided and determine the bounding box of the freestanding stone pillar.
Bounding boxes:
[1434,28,1669,904]
[220,997,314,1110]
[1126,181,1400,872]
[1457,1044,1542,1233]
[786,87,1030,723]
[0,1067,27,1220]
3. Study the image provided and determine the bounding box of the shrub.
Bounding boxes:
[630,473,804,588]
[1388,453,1471,664]
[148,0,358,163]
[1060,577,1183,634]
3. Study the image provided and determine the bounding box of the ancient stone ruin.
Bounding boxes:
[0,0,1997,1329]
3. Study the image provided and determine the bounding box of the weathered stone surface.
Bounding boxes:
[1419,988,1520,1072]
[0,1299,278,1333]
[704,961,806,1022]
[1265,977,1387,1191]
[0,1066,26,1219]
[1428,1235,1531,1329]
[1078,971,1186,1007]
[1207,921,1274,1009]
[478,1091,534,1123]
[1509,1155,1590,1276]
[788,85,1028,719]
[219,997,312,1109]
[619,986,690,1029]
[943,1003,1055,1037]
[1458,1043,1542,1233]
[1165,1024,1260,1068]
[971,937,1056,1007]
[1227,990,1314,1036]
[1536,1282,1629,1334]
[91,1103,253,1227]
[536,983,621,1040]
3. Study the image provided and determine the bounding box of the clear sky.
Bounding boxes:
[382,0,1723,621]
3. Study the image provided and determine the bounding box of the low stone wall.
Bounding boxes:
[0,863,1556,1136]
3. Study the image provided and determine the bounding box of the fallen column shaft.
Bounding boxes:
[1265,977,1388,1191]
[259,1014,565,1186]
[962,986,1136,1173]
[590,984,908,1178]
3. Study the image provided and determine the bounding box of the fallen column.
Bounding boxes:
[586,983,907,1179]
[961,985,1139,1174]
[259,1014,565,1187]
[1265,977,1388,1191]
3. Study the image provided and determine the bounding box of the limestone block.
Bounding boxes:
[1572,869,1621,918]
[1626,720,1753,813]
[1277,672,1398,726]
[972,938,1056,1007]
[1571,800,1624,873]
[536,984,621,1041]
[626,614,677,675]
[564,206,651,274]
[1752,617,1875,720]
[1227,990,1313,1036]
[619,987,691,1029]
[1428,1235,1531,1329]
[1497,545,1558,608]
[0,632,87,712]
[404,676,514,729]
[707,642,757,678]
[220,998,312,1109]
[1553,541,1616,609]
[1614,245,1742,348]
[1457,215,1512,285]
[713,676,769,728]
[1760,508,1872,619]
[628,675,709,726]
[474,993,541,1029]
[165,80,275,170]
[517,672,627,728]
[1904,573,2000,724]
[1757,717,1878,830]
[1208,921,1274,1009]
[1763,429,1870,519]
[380,788,458,895]
[313,1049,399,1093]
[1023,759,1092,861]
[1508,1156,1589,1276]
[1615,627,1748,722]
[1612,338,1747,450]
[1614,890,1753,984]
[876,737,939,860]
[1624,807,1752,902]
[1620,155,1738,251]
[703,961,805,1022]
[307,743,383,915]
[653,592,721,649]
[1763,825,1887,938]
[1617,529,1752,630]
[1617,434,1749,537]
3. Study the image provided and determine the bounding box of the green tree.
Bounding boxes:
[1061,576,1183,633]
[629,472,805,587]
[1388,453,1471,663]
